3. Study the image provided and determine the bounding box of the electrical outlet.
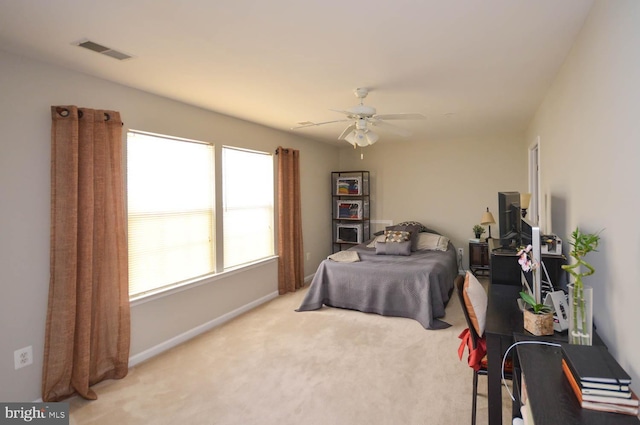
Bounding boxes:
[14,346,33,370]
[306,252,311,261]
[457,247,464,258]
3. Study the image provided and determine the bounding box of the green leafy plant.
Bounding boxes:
[519,291,552,314]
[472,224,485,238]
[562,227,601,283]
[561,227,601,344]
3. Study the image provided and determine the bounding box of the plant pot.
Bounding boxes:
[523,309,554,336]
[568,283,593,345]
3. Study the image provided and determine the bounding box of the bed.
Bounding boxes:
[296,223,459,329]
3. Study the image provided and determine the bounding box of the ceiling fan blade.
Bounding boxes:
[329,109,355,117]
[371,119,412,137]
[338,123,356,140]
[373,113,425,120]
[291,119,350,130]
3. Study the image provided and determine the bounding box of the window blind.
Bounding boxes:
[222,146,274,269]
[127,131,214,297]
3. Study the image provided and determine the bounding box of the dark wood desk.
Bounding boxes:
[516,337,640,425]
[485,284,524,425]
[486,284,611,425]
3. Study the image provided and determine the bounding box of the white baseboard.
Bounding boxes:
[129,291,279,367]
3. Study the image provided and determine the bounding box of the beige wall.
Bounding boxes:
[527,0,640,383]
[338,135,528,265]
[0,50,338,401]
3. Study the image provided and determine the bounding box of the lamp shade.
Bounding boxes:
[345,129,379,147]
[344,130,359,147]
[520,193,532,209]
[365,131,379,145]
[355,130,368,147]
[481,210,495,225]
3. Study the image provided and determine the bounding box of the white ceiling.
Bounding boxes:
[0,0,594,145]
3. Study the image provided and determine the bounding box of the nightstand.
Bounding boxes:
[469,241,489,277]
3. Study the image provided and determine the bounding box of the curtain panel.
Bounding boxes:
[43,106,130,402]
[276,147,304,294]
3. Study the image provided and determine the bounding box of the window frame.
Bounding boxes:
[126,131,277,304]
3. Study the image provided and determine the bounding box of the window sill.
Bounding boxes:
[129,255,278,307]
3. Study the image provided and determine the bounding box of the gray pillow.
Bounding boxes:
[386,224,421,251]
[375,240,412,256]
[396,221,441,235]
[396,221,427,232]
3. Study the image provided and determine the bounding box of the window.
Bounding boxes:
[127,132,276,299]
[222,147,274,268]
[127,131,215,298]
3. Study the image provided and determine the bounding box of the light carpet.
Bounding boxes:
[69,280,514,425]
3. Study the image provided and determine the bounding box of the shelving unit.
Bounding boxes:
[331,171,370,253]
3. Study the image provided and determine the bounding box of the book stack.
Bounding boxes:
[562,344,639,416]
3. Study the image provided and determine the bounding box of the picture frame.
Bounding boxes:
[337,200,362,219]
[336,176,361,195]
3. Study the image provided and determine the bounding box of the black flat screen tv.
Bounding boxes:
[498,191,521,250]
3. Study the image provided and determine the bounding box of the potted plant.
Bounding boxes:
[519,291,552,315]
[472,224,485,239]
[518,245,554,335]
[561,227,601,345]
[519,290,555,336]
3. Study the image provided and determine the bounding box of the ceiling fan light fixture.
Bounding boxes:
[355,129,369,147]
[344,129,378,147]
[366,131,379,145]
[344,130,358,147]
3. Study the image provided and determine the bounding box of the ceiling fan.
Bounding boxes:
[292,88,425,147]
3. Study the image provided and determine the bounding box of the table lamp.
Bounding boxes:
[520,193,532,218]
[480,207,496,241]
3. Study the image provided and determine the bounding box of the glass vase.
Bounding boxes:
[568,283,593,345]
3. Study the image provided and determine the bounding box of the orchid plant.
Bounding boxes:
[517,244,538,273]
[519,291,552,314]
[517,245,551,314]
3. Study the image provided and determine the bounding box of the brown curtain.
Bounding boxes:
[43,106,130,402]
[276,146,304,294]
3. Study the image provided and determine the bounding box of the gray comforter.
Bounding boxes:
[296,242,458,329]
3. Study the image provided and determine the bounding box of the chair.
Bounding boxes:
[456,274,512,425]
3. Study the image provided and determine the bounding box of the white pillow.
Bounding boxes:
[366,234,386,248]
[463,271,488,336]
[416,232,450,251]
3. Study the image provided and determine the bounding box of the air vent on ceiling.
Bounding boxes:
[74,39,133,61]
